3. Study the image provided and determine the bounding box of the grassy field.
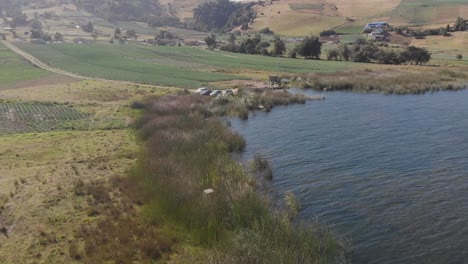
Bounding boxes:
[14,43,353,88]
[0,74,176,262]
[0,129,139,263]
[0,42,49,86]
[389,0,468,25]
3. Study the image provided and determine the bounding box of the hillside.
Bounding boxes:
[160,0,467,36]
[250,0,467,35]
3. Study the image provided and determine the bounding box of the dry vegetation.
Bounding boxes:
[299,65,468,94]
[131,93,349,263]
[251,0,401,35]
[0,130,138,263]
[0,77,174,263]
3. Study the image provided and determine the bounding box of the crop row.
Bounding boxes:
[0,102,88,133]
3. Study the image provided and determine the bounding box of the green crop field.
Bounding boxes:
[15,43,352,88]
[389,0,467,25]
[0,42,49,86]
[0,102,88,133]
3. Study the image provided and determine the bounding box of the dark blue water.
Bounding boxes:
[229,89,468,264]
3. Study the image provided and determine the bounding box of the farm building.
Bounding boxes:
[369,27,386,41]
[364,22,389,30]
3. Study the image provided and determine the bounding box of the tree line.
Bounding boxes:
[193,0,256,32]
[327,39,431,65]
[208,33,431,65]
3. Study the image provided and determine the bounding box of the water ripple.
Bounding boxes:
[230,90,468,263]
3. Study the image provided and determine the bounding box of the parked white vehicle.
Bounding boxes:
[210,90,223,97]
[196,87,209,94]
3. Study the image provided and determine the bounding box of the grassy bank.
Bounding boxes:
[128,93,348,263]
[296,67,468,94]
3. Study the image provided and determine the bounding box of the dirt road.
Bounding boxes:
[1,40,90,80]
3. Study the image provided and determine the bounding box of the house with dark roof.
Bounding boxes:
[364,22,389,30]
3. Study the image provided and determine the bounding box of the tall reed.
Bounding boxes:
[132,94,348,262]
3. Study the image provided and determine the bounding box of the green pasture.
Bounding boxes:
[390,0,467,25]
[15,43,352,88]
[335,24,366,34]
[0,42,49,86]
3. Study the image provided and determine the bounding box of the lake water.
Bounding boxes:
[229,89,468,264]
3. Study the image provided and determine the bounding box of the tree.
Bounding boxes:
[338,44,351,61]
[82,22,94,33]
[30,19,43,31]
[295,36,322,59]
[272,36,286,56]
[228,33,236,45]
[350,43,379,63]
[193,0,241,31]
[205,33,217,48]
[319,30,336,37]
[288,50,297,58]
[259,27,273,34]
[376,50,400,65]
[30,30,43,39]
[114,28,121,36]
[456,54,463,60]
[454,17,466,32]
[53,32,64,42]
[405,46,431,65]
[91,33,98,42]
[327,49,339,60]
[126,29,137,38]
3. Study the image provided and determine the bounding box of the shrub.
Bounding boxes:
[259,27,274,34]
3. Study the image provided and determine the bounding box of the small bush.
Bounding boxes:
[252,155,273,180]
[130,101,145,109]
[69,243,83,260]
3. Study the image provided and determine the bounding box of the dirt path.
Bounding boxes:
[1,40,90,80]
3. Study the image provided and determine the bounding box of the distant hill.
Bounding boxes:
[161,0,467,36]
[2,0,466,36]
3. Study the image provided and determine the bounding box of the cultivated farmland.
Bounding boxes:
[0,102,87,133]
[14,43,352,88]
[389,0,468,25]
[0,42,49,87]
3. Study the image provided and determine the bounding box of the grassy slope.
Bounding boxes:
[0,77,174,262]
[15,43,353,88]
[0,42,49,87]
[0,130,137,263]
[223,0,465,35]
[390,0,468,26]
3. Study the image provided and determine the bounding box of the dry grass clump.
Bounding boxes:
[71,177,176,263]
[252,154,273,180]
[297,68,468,94]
